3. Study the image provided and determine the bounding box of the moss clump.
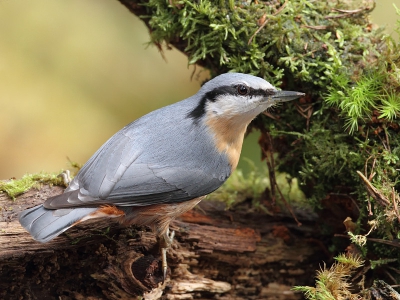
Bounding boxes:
[144,0,384,88]
[293,253,364,300]
[0,172,67,200]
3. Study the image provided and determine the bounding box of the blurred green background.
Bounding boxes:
[0,0,398,179]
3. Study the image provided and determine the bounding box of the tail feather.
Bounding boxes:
[19,205,97,243]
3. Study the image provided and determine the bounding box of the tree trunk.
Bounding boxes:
[0,185,327,299]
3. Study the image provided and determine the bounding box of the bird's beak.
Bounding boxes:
[271,90,305,102]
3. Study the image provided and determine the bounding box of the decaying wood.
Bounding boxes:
[1,185,327,299]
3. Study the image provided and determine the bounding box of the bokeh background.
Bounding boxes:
[0,0,398,179]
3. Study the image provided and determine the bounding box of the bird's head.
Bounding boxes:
[187,73,304,170]
[188,73,304,123]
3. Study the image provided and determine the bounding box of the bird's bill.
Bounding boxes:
[272,90,305,102]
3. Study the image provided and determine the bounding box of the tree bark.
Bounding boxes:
[0,185,327,299]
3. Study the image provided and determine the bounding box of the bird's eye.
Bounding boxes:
[237,85,249,96]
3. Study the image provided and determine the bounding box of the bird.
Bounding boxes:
[19,73,304,280]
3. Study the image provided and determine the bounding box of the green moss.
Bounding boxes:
[143,0,385,88]
[0,172,67,200]
[293,253,364,299]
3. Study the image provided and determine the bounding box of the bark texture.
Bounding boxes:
[0,185,327,299]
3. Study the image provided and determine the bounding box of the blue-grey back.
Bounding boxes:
[65,95,232,206]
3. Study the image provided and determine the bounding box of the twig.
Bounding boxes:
[383,124,391,152]
[364,155,372,176]
[324,6,371,20]
[357,171,390,207]
[248,0,288,45]
[263,132,277,205]
[363,156,375,216]
[303,25,328,30]
[276,183,302,226]
[295,103,313,131]
[376,132,389,151]
[392,188,400,223]
[333,8,365,14]
[262,132,301,226]
[335,234,400,248]
[262,111,278,120]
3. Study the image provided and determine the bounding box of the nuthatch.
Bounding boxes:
[19,73,304,280]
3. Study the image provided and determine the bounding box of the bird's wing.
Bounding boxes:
[44,162,224,208]
[105,163,224,206]
[44,104,231,209]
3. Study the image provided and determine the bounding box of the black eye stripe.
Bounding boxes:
[249,88,276,97]
[202,85,276,100]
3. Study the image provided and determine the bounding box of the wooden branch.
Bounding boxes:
[0,184,327,299]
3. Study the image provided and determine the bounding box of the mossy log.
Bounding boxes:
[0,185,329,299]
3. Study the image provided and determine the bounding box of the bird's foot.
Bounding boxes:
[160,227,175,282]
[57,170,71,186]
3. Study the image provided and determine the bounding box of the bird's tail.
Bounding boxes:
[19,205,97,243]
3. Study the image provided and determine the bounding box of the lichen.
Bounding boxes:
[0,172,67,200]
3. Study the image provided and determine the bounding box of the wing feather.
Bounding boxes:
[45,98,232,209]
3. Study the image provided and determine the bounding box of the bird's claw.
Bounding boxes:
[161,227,175,282]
